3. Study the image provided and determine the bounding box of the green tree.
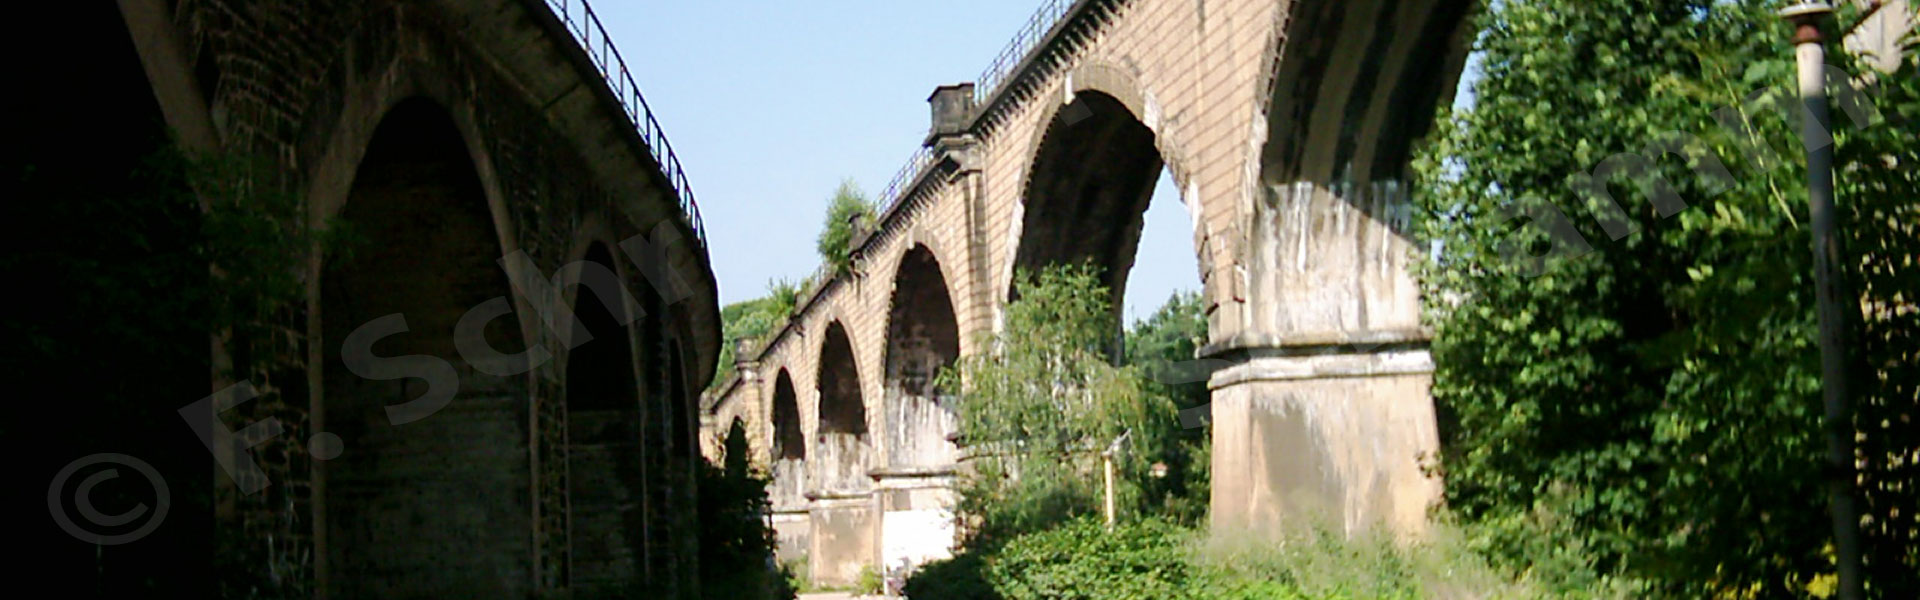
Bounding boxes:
[697,421,795,599]
[937,265,1191,544]
[1413,0,1917,596]
[1124,291,1212,524]
[710,278,806,390]
[816,179,877,275]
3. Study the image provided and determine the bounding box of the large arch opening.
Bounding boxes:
[882,245,961,468]
[564,242,644,597]
[1013,91,1168,310]
[814,322,869,492]
[722,417,751,475]
[320,97,531,597]
[770,369,806,507]
[1012,89,1207,364]
[773,369,805,461]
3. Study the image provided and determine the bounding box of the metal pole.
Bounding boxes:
[1101,428,1131,531]
[1103,450,1116,530]
[1780,5,1865,599]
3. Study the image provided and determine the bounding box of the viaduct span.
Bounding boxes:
[703,0,1480,586]
[94,0,722,597]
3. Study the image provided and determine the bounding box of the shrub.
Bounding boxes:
[906,515,1599,600]
[902,551,999,600]
[987,518,1195,600]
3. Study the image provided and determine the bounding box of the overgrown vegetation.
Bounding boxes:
[698,422,796,600]
[1412,0,1918,596]
[907,516,1574,600]
[817,178,878,275]
[709,278,805,390]
[934,265,1209,545]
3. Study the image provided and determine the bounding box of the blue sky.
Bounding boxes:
[596,2,1476,324]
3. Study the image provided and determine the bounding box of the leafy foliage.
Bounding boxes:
[936,265,1199,544]
[697,423,795,600]
[1124,291,1212,524]
[1412,0,1918,596]
[816,179,877,275]
[709,278,806,390]
[905,516,1563,600]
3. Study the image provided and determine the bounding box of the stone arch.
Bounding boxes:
[562,241,646,596]
[772,368,805,461]
[813,320,870,492]
[881,244,962,468]
[769,367,807,508]
[999,64,1213,315]
[318,96,532,598]
[1245,0,1474,338]
[1006,85,1197,332]
[306,51,517,288]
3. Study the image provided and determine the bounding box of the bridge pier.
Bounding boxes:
[805,491,879,587]
[1206,177,1444,541]
[873,467,960,575]
[1204,339,1440,540]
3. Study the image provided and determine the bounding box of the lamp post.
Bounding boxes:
[1779,4,1865,599]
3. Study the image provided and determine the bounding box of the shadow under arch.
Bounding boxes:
[318,96,532,598]
[772,368,804,461]
[768,368,807,509]
[813,321,869,493]
[882,244,961,468]
[563,241,646,598]
[1010,90,1172,316]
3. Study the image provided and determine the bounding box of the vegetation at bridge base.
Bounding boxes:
[904,515,1580,600]
[906,267,1602,599]
[1411,0,1918,597]
[933,265,1210,545]
[698,420,798,600]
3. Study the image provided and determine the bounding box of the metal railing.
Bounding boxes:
[878,147,936,211]
[974,0,1073,106]
[543,0,706,248]
[874,0,1076,212]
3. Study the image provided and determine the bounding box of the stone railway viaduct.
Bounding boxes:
[703,0,1481,586]
[95,0,722,597]
[703,0,1915,587]
[50,0,1909,595]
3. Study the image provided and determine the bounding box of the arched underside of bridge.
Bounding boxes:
[813,321,870,491]
[1012,90,1167,309]
[883,245,961,469]
[320,97,532,598]
[767,369,809,562]
[564,242,647,598]
[875,244,966,576]
[808,320,878,585]
[772,369,805,463]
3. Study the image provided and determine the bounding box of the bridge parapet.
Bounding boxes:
[542,0,707,248]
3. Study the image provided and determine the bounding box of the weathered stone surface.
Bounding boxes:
[120,0,720,596]
[700,0,1477,584]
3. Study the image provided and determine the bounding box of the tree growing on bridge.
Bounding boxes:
[816,179,877,275]
[1412,0,1917,595]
